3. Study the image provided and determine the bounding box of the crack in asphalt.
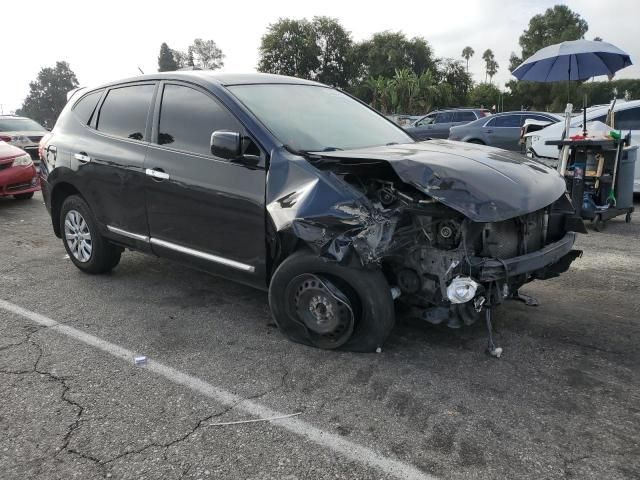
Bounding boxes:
[0,326,108,475]
[0,321,293,477]
[101,360,292,471]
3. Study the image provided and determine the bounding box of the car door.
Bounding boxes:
[408,113,436,140]
[485,114,522,149]
[613,106,640,181]
[73,83,156,244]
[143,81,267,286]
[430,111,454,138]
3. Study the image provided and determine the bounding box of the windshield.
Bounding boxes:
[0,118,46,132]
[228,84,414,151]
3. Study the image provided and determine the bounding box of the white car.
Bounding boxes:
[0,115,48,165]
[524,100,640,192]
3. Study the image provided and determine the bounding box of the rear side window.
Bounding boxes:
[487,115,521,127]
[435,112,453,123]
[157,84,242,156]
[454,111,477,122]
[72,90,103,125]
[97,84,155,140]
[526,114,556,123]
[615,107,640,130]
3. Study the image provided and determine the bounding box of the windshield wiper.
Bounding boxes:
[320,147,343,152]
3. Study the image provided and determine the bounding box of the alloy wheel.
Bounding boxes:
[64,210,93,262]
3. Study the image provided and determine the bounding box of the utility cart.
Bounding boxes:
[546,136,636,231]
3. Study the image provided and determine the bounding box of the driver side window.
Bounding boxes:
[417,115,435,127]
[157,84,242,157]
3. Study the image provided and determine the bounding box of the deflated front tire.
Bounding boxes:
[268,250,395,352]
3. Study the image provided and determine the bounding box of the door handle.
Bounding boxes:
[145,168,170,181]
[74,152,91,163]
[486,129,493,134]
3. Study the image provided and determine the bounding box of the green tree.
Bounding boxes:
[507,5,589,110]
[439,59,472,106]
[310,16,354,87]
[258,18,320,79]
[518,5,588,59]
[355,32,436,79]
[461,46,474,72]
[469,83,501,109]
[16,61,79,128]
[158,42,178,72]
[188,38,224,70]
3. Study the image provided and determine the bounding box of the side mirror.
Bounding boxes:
[210,130,241,159]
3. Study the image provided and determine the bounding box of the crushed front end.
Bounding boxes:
[266,141,585,328]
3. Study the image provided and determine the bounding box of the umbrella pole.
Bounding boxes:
[567,62,571,103]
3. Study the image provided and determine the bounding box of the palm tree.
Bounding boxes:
[461,46,474,72]
[482,49,495,83]
[487,59,499,84]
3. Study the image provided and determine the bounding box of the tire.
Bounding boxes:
[467,139,485,145]
[60,195,122,274]
[269,250,395,352]
[13,192,34,200]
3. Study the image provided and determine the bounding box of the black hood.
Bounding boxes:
[310,139,567,222]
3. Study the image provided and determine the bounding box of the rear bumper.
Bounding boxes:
[473,232,580,282]
[0,164,40,196]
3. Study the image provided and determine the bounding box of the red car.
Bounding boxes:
[0,141,40,200]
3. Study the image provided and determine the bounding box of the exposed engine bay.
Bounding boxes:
[266,140,585,333]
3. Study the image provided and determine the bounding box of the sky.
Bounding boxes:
[1,0,639,114]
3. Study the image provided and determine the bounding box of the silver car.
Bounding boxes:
[0,115,48,164]
[449,111,562,151]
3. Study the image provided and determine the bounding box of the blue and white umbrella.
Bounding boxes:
[511,39,632,82]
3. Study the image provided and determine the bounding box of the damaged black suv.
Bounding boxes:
[40,72,585,352]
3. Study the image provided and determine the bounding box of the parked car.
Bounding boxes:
[448,111,562,150]
[404,108,491,140]
[0,115,48,165]
[0,141,40,200]
[524,100,640,192]
[386,114,422,126]
[40,72,584,352]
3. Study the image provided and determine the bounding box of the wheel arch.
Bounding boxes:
[50,182,84,238]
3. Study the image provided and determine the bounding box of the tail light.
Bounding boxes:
[38,134,51,161]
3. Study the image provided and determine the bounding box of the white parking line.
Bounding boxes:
[0,299,436,480]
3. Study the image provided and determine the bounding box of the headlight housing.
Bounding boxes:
[11,153,33,167]
[446,276,479,304]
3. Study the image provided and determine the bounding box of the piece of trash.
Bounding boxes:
[63,254,69,259]
[133,355,147,366]
[488,347,503,358]
[208,412,302,427]
[375,347,382,353]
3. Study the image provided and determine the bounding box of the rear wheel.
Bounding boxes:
[269,250,395,352]
[60,195,122,274]
[13,192,34,200]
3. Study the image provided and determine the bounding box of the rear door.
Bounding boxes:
[143,81,267,286]
[452,110,477,127]
[485,114,522,149]
[73,82,156,244]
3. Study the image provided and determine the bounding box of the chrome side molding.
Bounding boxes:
[150,237,255,273]
[106,225,255,273]
[106,225,149,242]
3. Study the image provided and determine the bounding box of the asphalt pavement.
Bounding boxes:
[1,192,639,479]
